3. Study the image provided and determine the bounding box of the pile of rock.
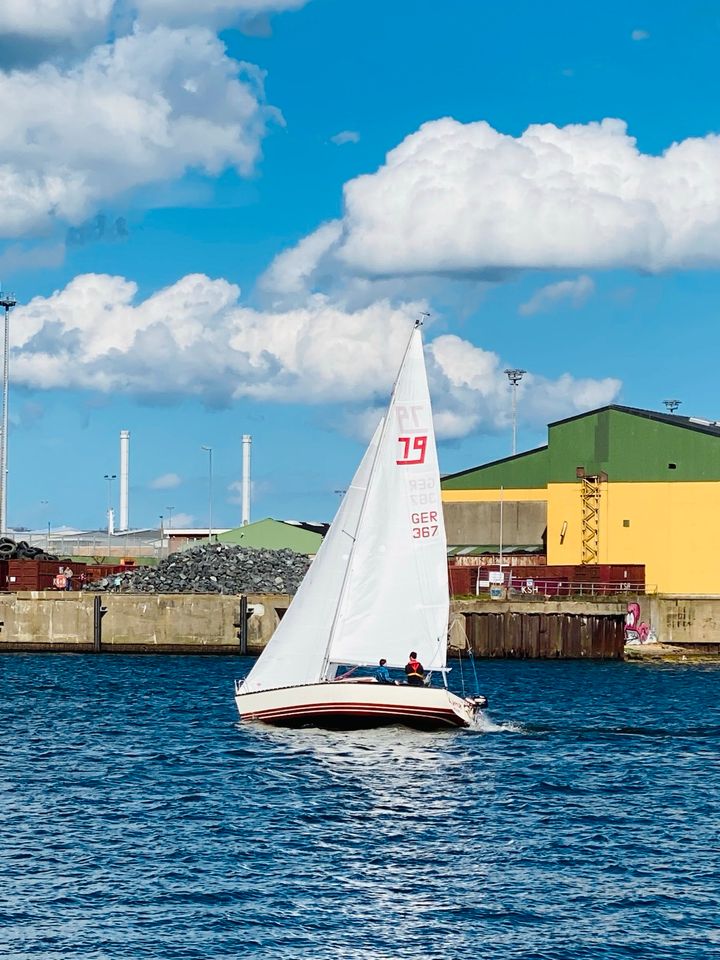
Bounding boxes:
[84,543,311,595]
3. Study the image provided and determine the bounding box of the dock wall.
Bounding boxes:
[0,592,290,654]
[0,592,718,656]
[642,595,720,654]
[452,599,628,659]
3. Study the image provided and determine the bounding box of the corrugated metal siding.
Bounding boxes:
[549,408,720,483]
[463,611,625,659]
[442,446,549,490]
[6,560,86,591]
[448,563,645,596]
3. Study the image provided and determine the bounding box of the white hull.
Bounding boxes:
[234,679,480,730]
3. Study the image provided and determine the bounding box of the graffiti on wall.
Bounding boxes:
[624,601,657,645]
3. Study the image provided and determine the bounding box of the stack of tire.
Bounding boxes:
[0,537,58,561]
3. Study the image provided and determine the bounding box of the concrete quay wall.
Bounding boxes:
[642,595,720,654]
[0,592,290,654]
[1,592,719,656]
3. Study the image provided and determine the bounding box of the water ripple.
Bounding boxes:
[0,655,718,959]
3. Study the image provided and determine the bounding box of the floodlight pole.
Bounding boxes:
[504,368,526,455]
[41,499,49,551]
[201,446,213,542]
[0,290,17,534]
[663,400,681,414]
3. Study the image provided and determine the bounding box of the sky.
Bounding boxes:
[2,0,720,532]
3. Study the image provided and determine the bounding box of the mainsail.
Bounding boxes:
[325,326,448,672]
[241,323,448,693]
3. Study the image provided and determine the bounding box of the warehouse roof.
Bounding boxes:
[549,404,720,438]
[442,404,720,489]
[208,517,329,554]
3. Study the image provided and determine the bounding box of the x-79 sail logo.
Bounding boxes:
[396,435,428,465]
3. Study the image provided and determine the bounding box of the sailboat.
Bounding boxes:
[234,321,487,730]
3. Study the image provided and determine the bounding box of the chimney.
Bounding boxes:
[119,429,130,531]
[242,434,252,526]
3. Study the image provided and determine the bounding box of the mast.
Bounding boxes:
[319,320,422,679]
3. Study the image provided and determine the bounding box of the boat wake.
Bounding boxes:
[470,712,526,734]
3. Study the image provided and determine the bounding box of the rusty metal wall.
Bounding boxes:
[452,555,547,567]
[463,611,625,659]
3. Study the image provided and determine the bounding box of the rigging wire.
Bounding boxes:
[468,642,480,695]
[450,610,479,696]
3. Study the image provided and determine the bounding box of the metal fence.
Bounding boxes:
[25,532,167,561]
[504,578,655,598]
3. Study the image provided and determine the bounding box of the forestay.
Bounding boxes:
[241,420,384,692]
[326,327,449,673]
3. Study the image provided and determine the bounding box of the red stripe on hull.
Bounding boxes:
[239,699,468,730]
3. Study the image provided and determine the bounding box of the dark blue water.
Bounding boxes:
[1,656,718,960]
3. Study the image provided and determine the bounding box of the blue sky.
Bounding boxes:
[2,0,720,532]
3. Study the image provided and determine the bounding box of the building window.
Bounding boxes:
[668,463,677,469]
[623,519,630,528]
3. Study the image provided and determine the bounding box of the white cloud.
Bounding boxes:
[0,0,308,44]
[11,271,621,439]
[258,219,469,312]
[150,472,182,489]
[0,1,112,43]
[134,0,309,29]
[330,130,361,145]
[0,26,277,237]
[326,117,720,277]
[168,511,195,528]
[259,220,343,302]
[631,29,649,41]
[519,275,595,315]
[426,335,620,438]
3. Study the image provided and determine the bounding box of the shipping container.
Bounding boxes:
[447,561,645,597]
[5,560,87,592]
[84,564,125,583]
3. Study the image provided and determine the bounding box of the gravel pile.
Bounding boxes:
[85,543,311,595]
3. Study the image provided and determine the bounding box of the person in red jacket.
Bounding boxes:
[404,652,426,686]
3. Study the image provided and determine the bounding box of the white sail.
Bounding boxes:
[241,419,384,693]
[326,327,449,672]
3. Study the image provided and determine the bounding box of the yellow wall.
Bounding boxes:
[547,481,720,594]
[442,489,548,503]
[444,480,720,593]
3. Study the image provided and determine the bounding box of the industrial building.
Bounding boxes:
[196,518,328,554]
[441,405,720,595]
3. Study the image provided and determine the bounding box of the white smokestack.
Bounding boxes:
[119,429,130,531]
[242,434,252,526]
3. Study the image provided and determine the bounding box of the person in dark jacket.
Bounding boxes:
[404,652,426,686]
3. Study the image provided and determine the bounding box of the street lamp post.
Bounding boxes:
[201,446,213,542]
[159,515,164,558]
[504,368,526,455]
[41,499,49,551]
[0,289,17,535]
[165,505,174,555]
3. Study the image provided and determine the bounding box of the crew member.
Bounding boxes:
[375,659,393,684]
[404,651,426,686]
